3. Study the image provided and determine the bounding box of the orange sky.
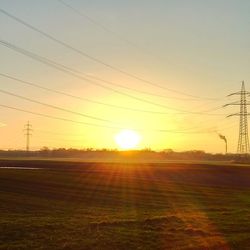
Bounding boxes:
[0,0,249,153]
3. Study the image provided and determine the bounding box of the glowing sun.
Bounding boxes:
[115,130,141,150]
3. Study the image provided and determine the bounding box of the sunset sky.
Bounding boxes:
[0,0,249,152]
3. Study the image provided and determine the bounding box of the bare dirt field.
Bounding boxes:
[0,159,250,249]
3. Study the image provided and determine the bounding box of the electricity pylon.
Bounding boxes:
[224,81,250,154]
[24,121,32,152]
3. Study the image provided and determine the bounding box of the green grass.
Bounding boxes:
[1,160,250,249]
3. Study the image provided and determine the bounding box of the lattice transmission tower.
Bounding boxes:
[24,121,32,152]
[224,81,250,154]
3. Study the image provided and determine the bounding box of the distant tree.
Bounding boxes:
[163,149,174,153]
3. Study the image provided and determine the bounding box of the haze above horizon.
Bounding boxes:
[0,0,250,153]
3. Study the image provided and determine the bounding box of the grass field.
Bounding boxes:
[1,159,250,249]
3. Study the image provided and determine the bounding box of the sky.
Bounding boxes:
[0,0,250,152]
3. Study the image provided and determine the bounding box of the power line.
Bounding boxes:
[56,0,184,68]
[0,39,224,116]
[0,80,229,133]
[36,115,237,138]
[57,0,144,50]
[58,0,231,104]
[87,74,198,101]
[0,104,216,134]
[0,72,225,116]
[0,7,218,100]
[0,39,184,112]
[0,88,123,124]
[0,72,172,115]
[0,104,126,130]
[36,129,86,137]
[0,87,223,133]
[0,39,179,112]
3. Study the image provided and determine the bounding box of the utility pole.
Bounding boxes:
[224,81,250,154]
[24,121,32,152]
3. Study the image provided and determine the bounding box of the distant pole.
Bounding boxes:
[24,121,32,152]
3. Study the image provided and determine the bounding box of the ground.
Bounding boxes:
[0,159,250,249]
